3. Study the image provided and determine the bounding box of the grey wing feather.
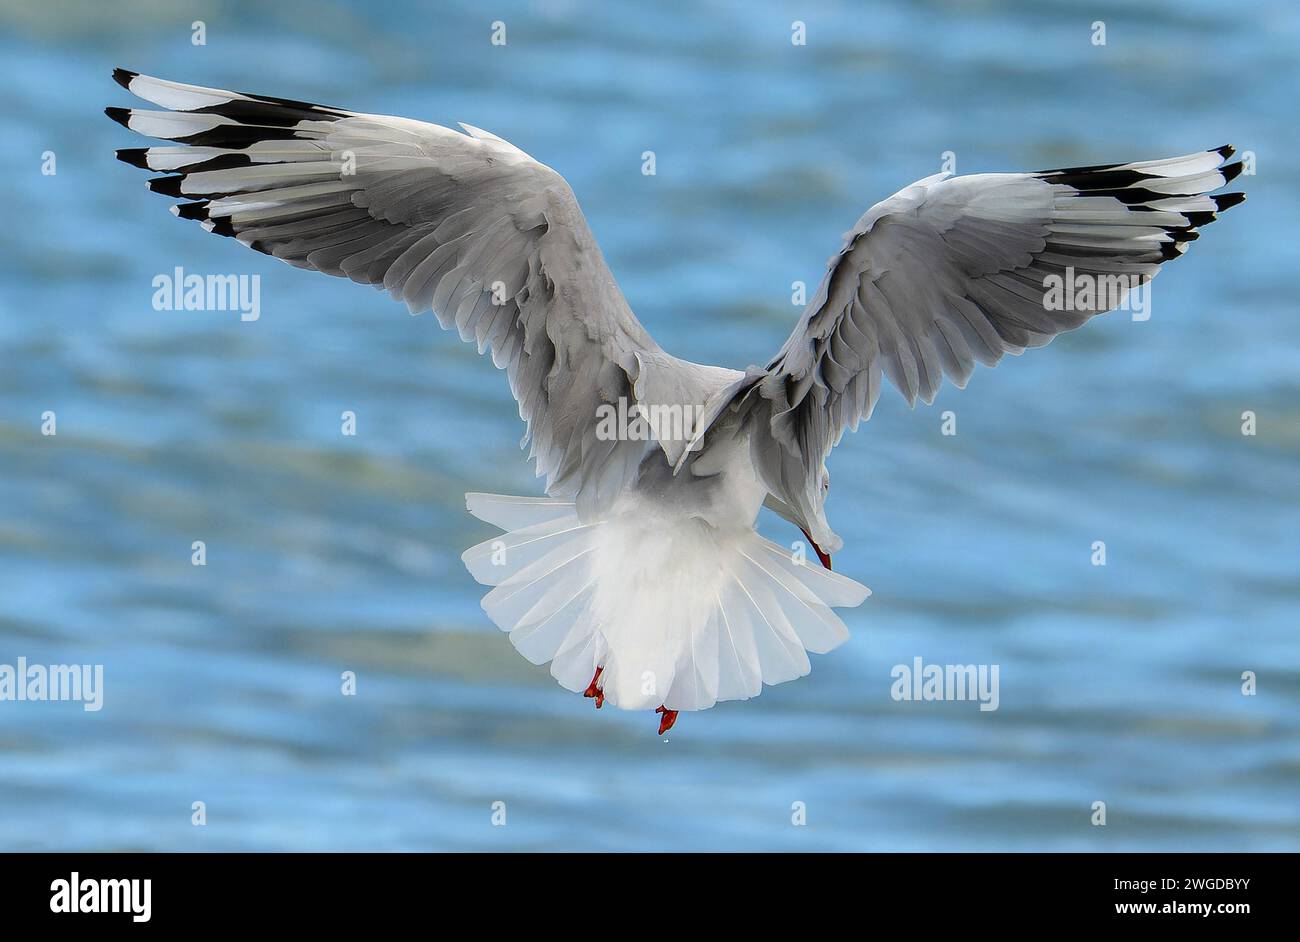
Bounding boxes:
[725,149,1244,550]
[109,70,734,516]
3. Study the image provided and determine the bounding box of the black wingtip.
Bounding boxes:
[173,201,210,221]
[115,148,150,169]
[104,106,131,128]
[112,68,137,91]
[1221,162,1245,183]
[1215,144,1235,160]
[1213,192,1246,212]
[207,216,237,238]
[147,175,185,197]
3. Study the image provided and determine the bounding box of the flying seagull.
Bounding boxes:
[107,70,1243,734]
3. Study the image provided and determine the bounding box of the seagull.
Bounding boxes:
[107,70,1243,734]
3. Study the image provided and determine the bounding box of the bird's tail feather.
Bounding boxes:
[462,492,870,712]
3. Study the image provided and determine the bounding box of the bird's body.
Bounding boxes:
[462,416,869,720]
[107,69,1243,732]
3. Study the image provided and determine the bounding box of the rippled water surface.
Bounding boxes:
[1,0,1297,850]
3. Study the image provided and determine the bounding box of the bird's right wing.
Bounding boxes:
[697,148,1244,551]
[107,70,721,515]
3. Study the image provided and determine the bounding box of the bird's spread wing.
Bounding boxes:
[705,148,1245,551]
[107,69,728,516]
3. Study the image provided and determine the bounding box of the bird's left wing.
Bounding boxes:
[698,148,1244,552]
[107,69,711,516]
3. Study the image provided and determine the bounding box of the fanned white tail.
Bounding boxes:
[462,492,870,711]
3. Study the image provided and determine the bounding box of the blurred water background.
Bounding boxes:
[1,0,1297,851]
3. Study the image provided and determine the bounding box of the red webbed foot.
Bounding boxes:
[583,667,604,708]
[655,705,678,735]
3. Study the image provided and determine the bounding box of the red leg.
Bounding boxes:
[583,666,604,708]
[655,705,679,735]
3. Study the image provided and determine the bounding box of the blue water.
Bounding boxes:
[1,0,1297,851]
